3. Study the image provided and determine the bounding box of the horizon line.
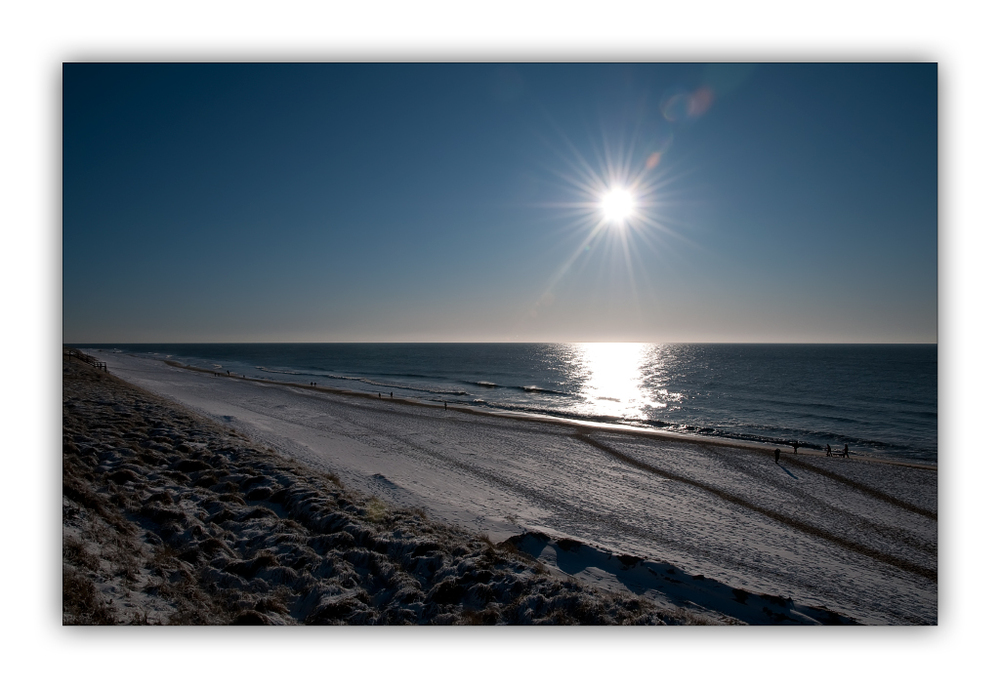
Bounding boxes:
[66,340,939,346]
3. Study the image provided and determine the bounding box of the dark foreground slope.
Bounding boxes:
[63,353,701,625]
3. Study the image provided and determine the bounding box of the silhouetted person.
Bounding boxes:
[378,393,381,398]
[390,392,393,398]
[843,444,850,458]
[825,444,832,457]
[791,440,800,454]
[774,448,781,464]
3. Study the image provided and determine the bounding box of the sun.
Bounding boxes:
[601,187,634,223]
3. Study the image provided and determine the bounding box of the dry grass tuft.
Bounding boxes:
[363,497,388,523]
[63,567,117,625]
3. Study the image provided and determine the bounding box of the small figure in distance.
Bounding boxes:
[390,392,393,398]
[378,392,381,398]
[844,444,850,459]
[791,440,800,454]
[825,444,832,457]
[444,402,448,409]
[774,447,781,464]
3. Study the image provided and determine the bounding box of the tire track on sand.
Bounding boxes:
[578,434,936,582]
[774,455,935,521]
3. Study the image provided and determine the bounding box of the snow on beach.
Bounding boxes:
[63,353,689,625]
[75,349,936,624]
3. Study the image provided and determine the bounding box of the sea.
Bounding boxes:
[80,343,938,463]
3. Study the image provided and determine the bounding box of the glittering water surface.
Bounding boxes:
[85,343,936,462]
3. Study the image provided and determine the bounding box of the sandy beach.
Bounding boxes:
[64,352,697,624]
[66,349,936,624]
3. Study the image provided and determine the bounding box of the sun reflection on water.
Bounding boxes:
[571,342,662,420]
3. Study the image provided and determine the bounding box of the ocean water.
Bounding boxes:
[82,343,937,463]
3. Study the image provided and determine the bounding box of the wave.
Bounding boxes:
[521,385,570,396]
[460,379,571,397]
[322,374,469,397]
[256,366,306,375]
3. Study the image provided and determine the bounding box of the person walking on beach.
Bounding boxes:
[791,440,800,454]
[774,447,781,464]
[843,444,850,458]
[825,444,832,457]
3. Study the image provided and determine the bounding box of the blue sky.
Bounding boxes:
[63,63,936,343]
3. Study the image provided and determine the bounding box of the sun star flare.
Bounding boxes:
[601,187,634,223]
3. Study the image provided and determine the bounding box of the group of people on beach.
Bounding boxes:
[826,443,850,458]
[775,442,850,464]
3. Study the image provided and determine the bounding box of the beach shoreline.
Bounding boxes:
[69,349,938,624]
[159,356,936,471]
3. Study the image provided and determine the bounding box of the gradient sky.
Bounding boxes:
[63,63,937,343]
